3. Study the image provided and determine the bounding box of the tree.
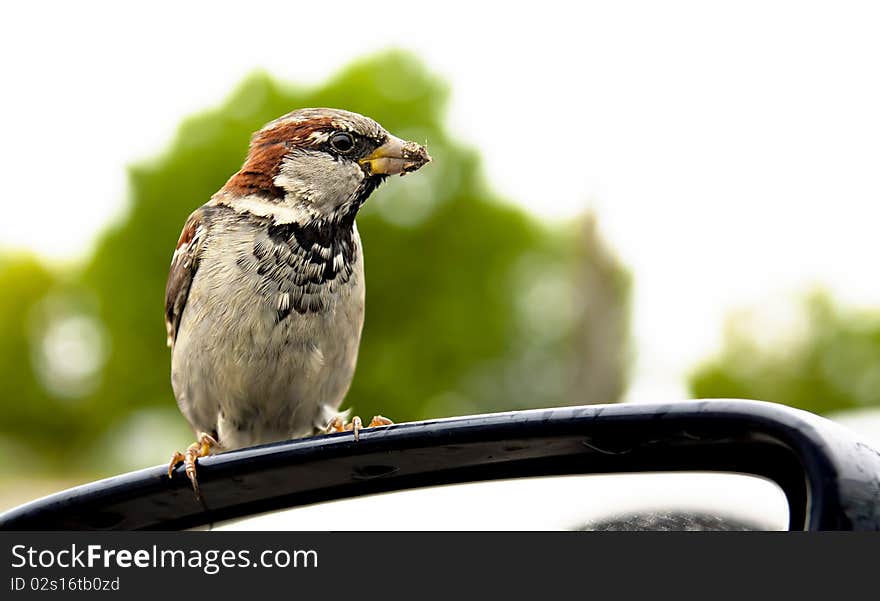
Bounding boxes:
[689,291,880,415]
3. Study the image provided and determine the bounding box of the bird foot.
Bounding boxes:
[168,432,219,499]
[325,415,393,441]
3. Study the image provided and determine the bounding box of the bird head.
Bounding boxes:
[221,108,431,223]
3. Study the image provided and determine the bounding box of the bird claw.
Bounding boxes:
[168,432,219,500]
[325,414,393,441]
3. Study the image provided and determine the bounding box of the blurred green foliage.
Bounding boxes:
[0,51,631,477]
[690,291,880,415]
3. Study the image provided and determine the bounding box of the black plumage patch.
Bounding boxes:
[276,305,292,322]
[234,175,386,320]
[243,216,359,319]
[267,222,295,244]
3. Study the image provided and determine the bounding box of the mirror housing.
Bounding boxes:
[2,399,879,530]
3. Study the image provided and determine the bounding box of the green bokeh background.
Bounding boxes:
[690,291,880,416]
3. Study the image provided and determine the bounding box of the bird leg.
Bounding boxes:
[167,432,219,499]
[325,415,393,441]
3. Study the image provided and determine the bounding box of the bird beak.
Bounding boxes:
[360,135,431,176]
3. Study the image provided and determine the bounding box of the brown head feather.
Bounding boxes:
[221,116,337,198]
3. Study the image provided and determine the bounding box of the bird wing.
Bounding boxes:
[165,208,209,348]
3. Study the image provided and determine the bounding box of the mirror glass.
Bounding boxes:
[210,472,790,531]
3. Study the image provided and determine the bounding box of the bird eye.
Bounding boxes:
[329,132,355,153]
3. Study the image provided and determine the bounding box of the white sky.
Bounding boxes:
[2,1,880,402]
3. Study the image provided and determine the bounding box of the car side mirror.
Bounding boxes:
[2,400,879,531]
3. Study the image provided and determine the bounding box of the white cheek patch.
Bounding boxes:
[275,151,365,215]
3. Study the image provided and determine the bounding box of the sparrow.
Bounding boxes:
[165,108,431,496]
